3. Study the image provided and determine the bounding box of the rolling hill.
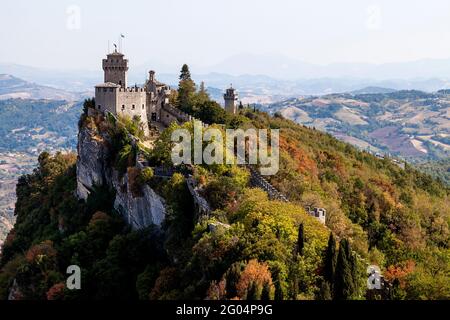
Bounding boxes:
[264,90,450,161]
[0,74,88,101]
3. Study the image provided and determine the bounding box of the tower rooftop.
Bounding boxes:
[95,82,121,88]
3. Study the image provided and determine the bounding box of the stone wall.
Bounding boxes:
[117,88,147,119]
[95,86,118,114]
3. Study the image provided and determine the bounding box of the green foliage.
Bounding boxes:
[333,239,362,300]
[2,88,449,300]
[297,223,305,256]
[261,281,273,300]
[246,281,261,300]
[177,64,197,112]
[138,167,154,185]
[324,233,337,285]
[0,152,166,300]
[224,262,245,298]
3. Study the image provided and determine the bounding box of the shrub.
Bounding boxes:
[138,167,154,185]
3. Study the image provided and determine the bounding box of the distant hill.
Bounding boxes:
[0,74,88,101]
[350,86,397,94]
[0,98,81,247]
[4,61,450,100]
[265,90,450,161]
[416,159,450,186]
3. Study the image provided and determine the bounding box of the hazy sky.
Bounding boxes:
[2,0,450,71]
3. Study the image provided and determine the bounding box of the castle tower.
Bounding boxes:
[224,85,238,114]
[102,49,128,88]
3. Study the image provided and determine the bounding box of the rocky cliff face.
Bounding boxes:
[76,121,166,229]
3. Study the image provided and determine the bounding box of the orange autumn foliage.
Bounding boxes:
[25,240,57,264]
[384,260,416,288]
[280,136,318,177]
[46,282,65,300]
[236,259,273,299]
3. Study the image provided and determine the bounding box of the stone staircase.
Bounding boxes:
[248,166,289,202]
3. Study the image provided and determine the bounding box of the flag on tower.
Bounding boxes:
[121,34,125,38]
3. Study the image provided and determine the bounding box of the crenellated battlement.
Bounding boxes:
[119,87,146,93]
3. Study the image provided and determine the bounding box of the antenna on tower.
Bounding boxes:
[108,40,110,54]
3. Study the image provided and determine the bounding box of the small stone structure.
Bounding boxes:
[307,207,326,224]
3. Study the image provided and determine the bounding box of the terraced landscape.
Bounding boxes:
[265,90,450,161]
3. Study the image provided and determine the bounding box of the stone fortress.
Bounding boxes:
[90,49,325,225]
[94,49,238,135]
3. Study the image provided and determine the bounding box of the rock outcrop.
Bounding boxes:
[76,121,166,229]
[76,124,110,200]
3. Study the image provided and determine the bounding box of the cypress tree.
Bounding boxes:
[261,281,272,300]
[274,279,284,300]
[324,233,337,285]
[246,281,260,300]
[318,281,332,300]
[334,238,355,300]
[225,262,243,299]
[297,223,305,256]
[197,81,209,104]
[350,252,360,297]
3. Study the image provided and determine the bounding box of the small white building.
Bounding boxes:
[307,207,326,224]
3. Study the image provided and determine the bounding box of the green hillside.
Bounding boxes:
[264,90,450,161]
[0,69,449,300]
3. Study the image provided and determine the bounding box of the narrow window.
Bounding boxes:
[98,105,101,110]
[132,105,135,110]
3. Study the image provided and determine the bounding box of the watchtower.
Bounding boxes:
[102,49,128,88]
[224,85,238,114]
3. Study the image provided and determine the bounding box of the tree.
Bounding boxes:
[246,281,261,300]
[274,279,284,300]
[261,281,272,300]
[197,81,210,104]
[296,223,305,256]
[177,64,196,111]
[333,238,355,300]
[236,260,273,299]
[324,233,337,286]
[225,262,244,299]
[195,100,228,125]
[179,64,191,81]
[318,281,332,300]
